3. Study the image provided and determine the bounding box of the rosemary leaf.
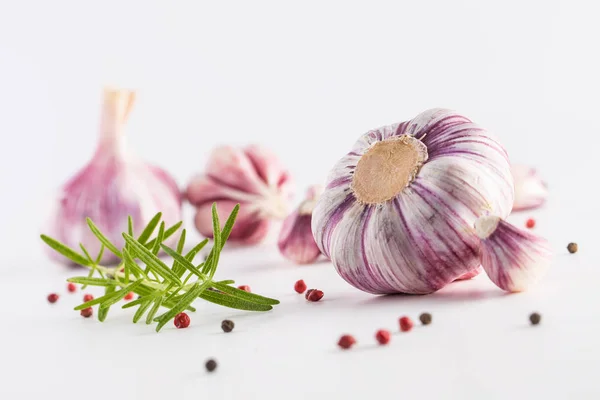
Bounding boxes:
[219,203,240,248]
[145,221,182,250]
[67,277,113,287]
[123,249,145,280]
[152,222,165,256]
[86,218,123,258]
[171,229,187,277]
[161,244,205,279]
[137,212,162,244]
[98,285,116,322]
[127,216,134,236]
[133,298,154,323]
[216,279,235,285]
[40,235,92,266]
[95,244,105,265]
[146,297,164,325]
[79,244,94,265]
[211,282,280,305]
[199,290,273,311]
[74,280,143,310]
[122,234,182,286]
[208,203,222,279]
[155,281,211,332]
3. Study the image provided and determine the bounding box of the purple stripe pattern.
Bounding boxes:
[477,216,552,292]
[311,108,514,294]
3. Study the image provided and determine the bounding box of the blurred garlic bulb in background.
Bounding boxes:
[511,164,548,212]
[186,145,294,245]
[278,185,323,264]
[44,87,182,265]
[312,108,514,294]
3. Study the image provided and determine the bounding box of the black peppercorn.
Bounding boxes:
[221,320,235,333]
[529,312,541,325]
[419,312,432,325]
[567,242,578,254]
[205,359,217,372]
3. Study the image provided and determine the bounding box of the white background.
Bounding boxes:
[1,0,599,399]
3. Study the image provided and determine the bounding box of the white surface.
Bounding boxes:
[1,0,599,399]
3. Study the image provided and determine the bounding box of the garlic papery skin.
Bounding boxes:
[186,145,294,245]
[44,87,182,265]
[312,108,514,295]
[475,215,552,292]
[278,185,323,264]
[511,164,548,212]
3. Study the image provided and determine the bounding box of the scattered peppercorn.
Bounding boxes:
[305,289,314,299]
[174,312,191,329]
[306,289,324,302]
[294,279,307,294]
[525,218,535,229]
[221,320,235,333]
[47,293,59,303]
[375,329,391,345]
[337,335,356,350]
[123,292,134,301]
[419,312,432,325]
[80,307,93,318]
[529,312,541,325]
[238,285,251,292]
[399,316,414,332]
[205,359,218,372]
[83,294,94,302]
[567,242,578,254]
[67,283,77,293]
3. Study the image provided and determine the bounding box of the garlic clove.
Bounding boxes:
[511,164,548,212]
[44,87,182,266]
[186,144,293,244]
[277,185,323,264]
[475,215,552,292]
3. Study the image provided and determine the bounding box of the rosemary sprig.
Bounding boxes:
[40,203,279,332]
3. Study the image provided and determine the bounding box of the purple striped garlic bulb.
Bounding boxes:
[475,215,551,292]
[312,108,514,295]
[511,164,548,212]
[278,185,323,264]
[186,145,294,245]
[44,87,182,265]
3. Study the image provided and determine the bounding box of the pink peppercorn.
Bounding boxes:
[67,283,77,293]
[399,316,414,332]
[123,292,134,301]
[337,335,356,349]
[238,285,251,293]
[80,307,93,318]
[83,294,94,302]
[47,293,59,303]
[294,280,307,294]
[525,218,535,229]
[174,312,191,329]
[375,329,391,345]
[306,289,324,302]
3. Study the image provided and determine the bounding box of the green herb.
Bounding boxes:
[40,203,279,332]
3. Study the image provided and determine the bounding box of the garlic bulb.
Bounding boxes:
[186,145,293,244]
[278,185,323,264]
[475,215,551,292]
[511,164,548,211]
[312,108,514,294]
[45,88,182,265]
